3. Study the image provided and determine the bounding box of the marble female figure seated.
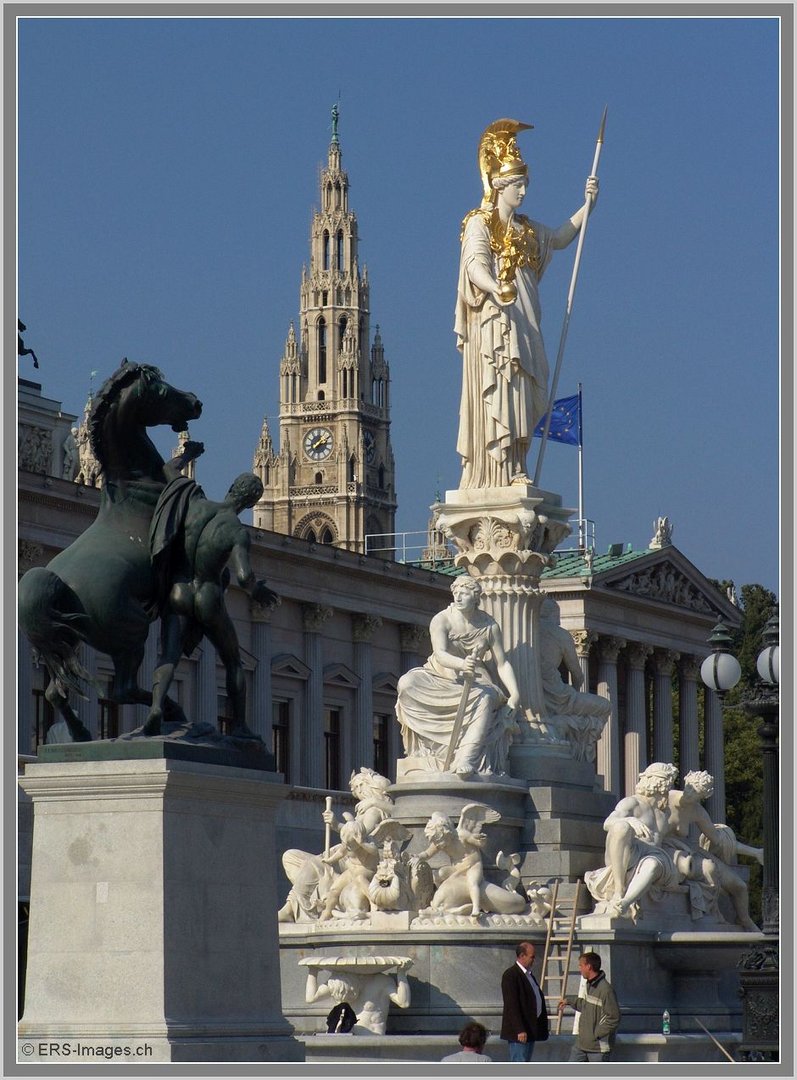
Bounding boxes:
[395,577,521,778]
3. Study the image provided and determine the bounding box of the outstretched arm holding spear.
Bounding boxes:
[533,107,607,487]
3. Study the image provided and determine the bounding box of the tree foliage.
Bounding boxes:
[708,581,778,924]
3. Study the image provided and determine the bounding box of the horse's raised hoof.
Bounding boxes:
[142,711,162,737]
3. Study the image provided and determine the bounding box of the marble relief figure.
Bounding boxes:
[455,118,599,488]
[395,576,521,778]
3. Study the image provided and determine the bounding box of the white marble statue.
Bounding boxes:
[538,598,611,761]
[301,956,413,1035]
[585,764,762,929]
[61,427,79,480]
[455,118,598,488]
[414,804,527,917]
[395,576,521,778]
[278,768,395,923]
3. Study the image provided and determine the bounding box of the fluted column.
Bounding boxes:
[302,603,333,788]
[652,650,680,764]
[352,614,382,776]
[195,641,218,728]
[624,643,652,795]
[572,629,598,688]
[596,636,625,794]
[396,624,428,762]
[704,687,726,823]
[249,602,274,742]
[18,630,34,753]
[678,656,701,777]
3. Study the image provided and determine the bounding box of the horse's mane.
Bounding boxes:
[88,360,164,471]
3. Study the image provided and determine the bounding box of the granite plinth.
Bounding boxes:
[19,753,303,1062]
[37,735,276,772]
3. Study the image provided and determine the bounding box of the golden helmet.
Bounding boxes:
[478,118,533,206]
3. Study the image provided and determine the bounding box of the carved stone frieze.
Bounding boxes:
[611,560,715,613]
[19,425,53,474]
[434,488,573,581]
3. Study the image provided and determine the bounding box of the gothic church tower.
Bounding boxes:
[253,108,396,552]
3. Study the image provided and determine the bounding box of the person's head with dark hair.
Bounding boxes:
[578,951,602,979]
[459,1021,488,1051]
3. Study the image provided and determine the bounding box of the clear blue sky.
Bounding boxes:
[17,14,781,594]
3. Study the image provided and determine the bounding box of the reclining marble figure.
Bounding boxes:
[585,763,762,929]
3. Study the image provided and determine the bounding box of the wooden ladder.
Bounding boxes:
[540,878,583,1034]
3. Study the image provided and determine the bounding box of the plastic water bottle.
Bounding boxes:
[662,1010,671,1036]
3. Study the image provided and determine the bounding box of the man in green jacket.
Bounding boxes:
[558,952,620,1062]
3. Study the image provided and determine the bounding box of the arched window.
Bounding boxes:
[320,528,334,545]
[349,455,357,483]
[318,390,325,401]
[322,231,330,270]
[336,230,344,270]
[334,182,341,208]
[318,318,327,384]
[306,528,317,544]
[378,465,385,489]
[315,471,323,484]
[338,315,348,351]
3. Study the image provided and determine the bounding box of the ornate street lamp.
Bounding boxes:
[700,611,780,1061]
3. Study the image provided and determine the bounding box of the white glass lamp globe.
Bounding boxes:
[756,645,780,685]
[700,651,742,693]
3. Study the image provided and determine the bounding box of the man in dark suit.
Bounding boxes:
[500,941,549,1062]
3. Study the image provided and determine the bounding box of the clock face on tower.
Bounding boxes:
[303,426,334,461]
[363,429,376,464]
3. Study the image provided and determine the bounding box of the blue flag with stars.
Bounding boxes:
[533,393,581,446]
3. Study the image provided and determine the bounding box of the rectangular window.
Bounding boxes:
[32,688,54,749]
[324,706,342,791]
[373,713,390,777]
[272,699,291,779]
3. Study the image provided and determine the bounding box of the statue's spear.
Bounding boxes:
[532,106,607,487]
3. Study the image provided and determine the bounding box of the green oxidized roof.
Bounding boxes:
[541,546,652,580]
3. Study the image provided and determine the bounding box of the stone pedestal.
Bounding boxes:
[434,484,574,734]
[18,743,304,1063]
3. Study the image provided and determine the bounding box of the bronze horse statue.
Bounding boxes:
[18,361,202,741]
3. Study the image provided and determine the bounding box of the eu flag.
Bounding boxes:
[533,393,581,446]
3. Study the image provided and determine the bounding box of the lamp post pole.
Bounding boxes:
[700,611,779,1061]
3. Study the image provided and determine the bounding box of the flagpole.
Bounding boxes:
[533,107,607,488]
[577,382,584,548]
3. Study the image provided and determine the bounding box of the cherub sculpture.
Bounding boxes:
[416,803,527,916]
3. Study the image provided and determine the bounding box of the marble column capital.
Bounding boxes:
[572,628,599,658]
[352,613,383,643]
[625,641,654,670]
[679,655,701,681]
[399,623,429,653]
[249,597,276,622]
[653,648,681,676]
[302,603,334,632]
[597,636,627,663]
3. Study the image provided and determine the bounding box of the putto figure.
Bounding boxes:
[395,576,521,778]
[455,118,599,488]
